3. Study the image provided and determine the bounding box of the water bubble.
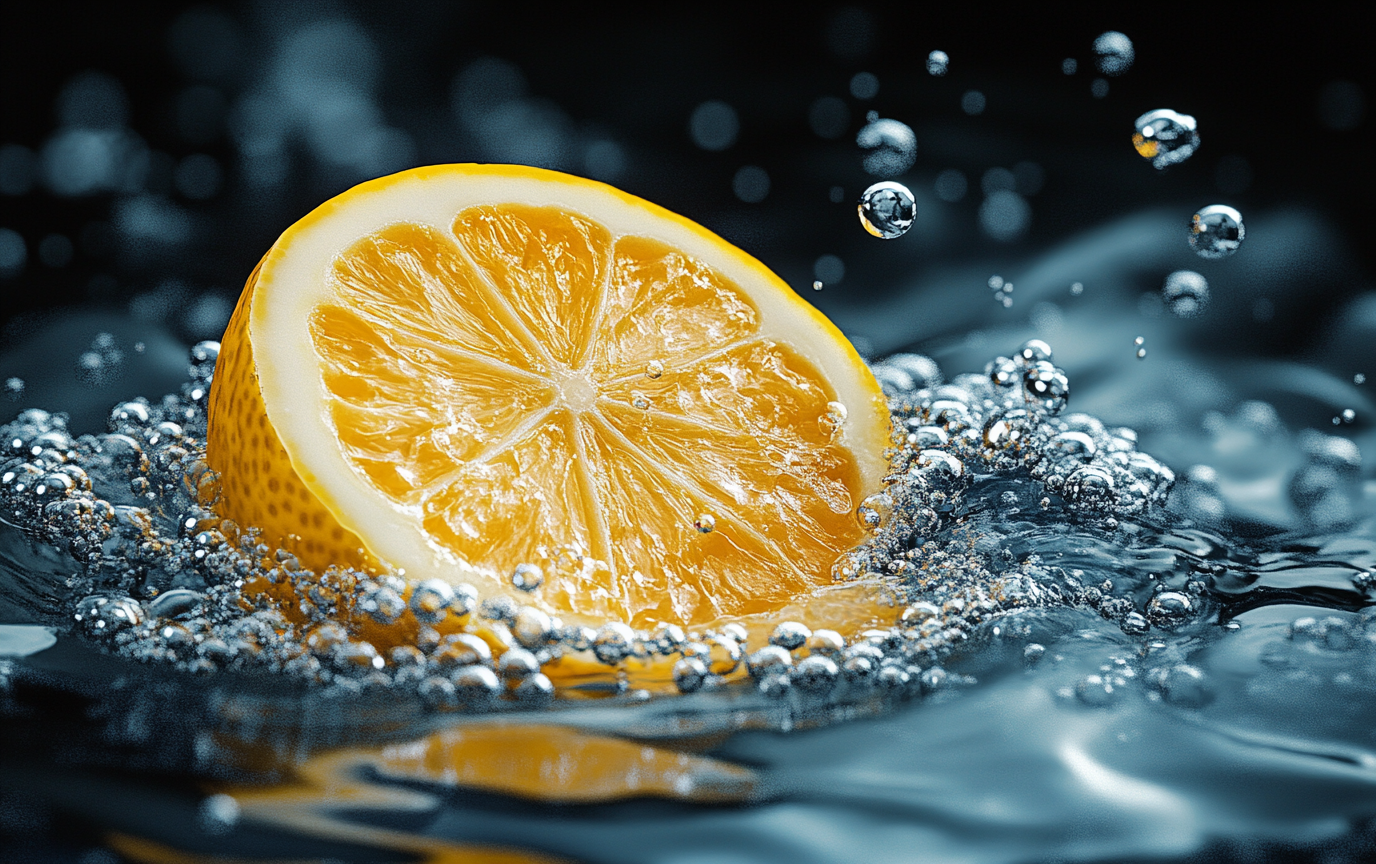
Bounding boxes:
[3,378,23,401]
[808,96,850,140]
[814,254,845,285]
[453,665,501,707]
[515,672,555,703]
[199,793,240,835]
[1064,466,1115,507]
[689,100,738,151]
[1092,31,1134,76]
[1134,336,1147,360]
[856,492,893,533]
[811,280,823,291]
[746,645,793,680]
[74,594,144,636]
[961,91,986,116]
[857,181,916,239]
[1023,643,1045,665]
[513,606,552,648]
[979,191,1030,242]
[1341,409,1356,423]
[926,50,949,76]
[1070,282,1084,296]
[1188,205,1245,259]
[673,656,708,693]
[408,579,455,623]
[819,400,848,438]
[1023,361,1069,414]
[1091,79,1110,99]
[1163,270,1210,318]
[1133,109,1199,169]
[1355,373,1366,385]
[592,622,635,664]
[1147,591,1194,627]
[1061,58,1078,75]
[1158,664,1211,708]
[645,360,664,379]
[793,654,840,692]
[510,563,544,591]
[987,357,1019,387]
[1076,674,1119,706]
[850,72,879,100]
[856,118,917,177]
[769,621,810,650]
[693,513,716,534]
[732,165,770,203]
[146,589,204,619]
[631,393,650,410]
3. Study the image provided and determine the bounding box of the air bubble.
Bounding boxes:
[856,118,917,177]
[1092,31,1134,76]
[1188,205,1245,259]
[857,181,916,239]
[693,513,716,534]
[1163,271,1210,317]
[926,50,949,76]
[819,401,847,437]
[1133,109,1199,169]
[511,562,544,591]
[645,360,663,380]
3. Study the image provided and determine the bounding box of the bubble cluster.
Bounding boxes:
[857,181,916,239]
[1133,109,1199,169]
[1188,205,1245,259]
[0,339,1188,710]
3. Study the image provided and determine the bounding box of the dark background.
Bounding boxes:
[0,3,1373,418]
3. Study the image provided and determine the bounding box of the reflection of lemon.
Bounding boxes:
[206,164,889,630]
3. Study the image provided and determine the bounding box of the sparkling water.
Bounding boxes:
[1163,270,1210,317]
[855,117,918,177]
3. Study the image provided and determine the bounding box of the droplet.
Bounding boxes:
[694,513,716,534]
[510,562,544,592]
[1134,336,1147,359]
[1017,339,1053,364]
[856,117,917,177]
[1133,109,1199,169]
[926,50,949,76]
[811,280,824,291]
[1355,373,1366,385]
[769,621,811,650]
[1070,282,1084,296]
[1022,361,1070,414]
[645,360,664,379]
[1188,205,1245,259]
[855,492,893,533]
[1341,408,1356,423]
[631,393,650,410]
[673,656,708,693]
[1092,31,1134,76]
[1163,270,1210,317]
[3,377,23,401]
[857,181,916,239]
[819,400,848,436]
[1146,591,1194,626]
[408,579,455,623]
[792,654,840,692]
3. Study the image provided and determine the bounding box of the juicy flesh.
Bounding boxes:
[309,205,866,627]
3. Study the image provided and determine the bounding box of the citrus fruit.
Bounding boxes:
[206,164,889,631]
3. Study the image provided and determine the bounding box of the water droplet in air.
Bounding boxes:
[3,378,22,401]
[855,492,893,532]
[857,181,916,239]
[1091,79,1110,99]
[694,513,716,534]
[1133,109,1199,169]
[1017,339,1053,364]
[645,360,664,379]
[812,280,823,291]
[631,393,650,410]
[1070,282,1084,295]
[1188,205,1245,259]
[1341,409,1356,424]
[1355,373,1366,385]
[926,50,949,76]
[1061,58,1078,75]
[770,621,811,650]
[1163,270,1210,317]
[819,400,848,437]
[1093,31,1134,76]
[856,118,917,177]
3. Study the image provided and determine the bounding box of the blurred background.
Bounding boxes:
[0,2,1372,444]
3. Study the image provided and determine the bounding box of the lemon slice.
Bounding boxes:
[207,164,889,630]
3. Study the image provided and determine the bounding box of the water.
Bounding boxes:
[1163,270,1211,317]
[4,11,1375,863]
[855,118,918,177]
[856,181,916,239]
[1133,109,1200,169]
[1093,31,1135,76]
[1189,204,1246,259]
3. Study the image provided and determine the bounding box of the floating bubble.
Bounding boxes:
[961,91,986,116]
[694,513,716,534]
[857,181,916,239]
[732,165,770,203]
[1163,270,1210,317]
[808,96,850,140]
[926,51,949,76]
[3,378,24,401]
[979,191,1030,242]
[688,100,738,151]
[1133,109,1199,169]
[510,563,544,592]
[1188,205,1245,259]
[1355,373,1366,385]
[814,254,845,285]
[645,360,664,379]
[1061,59,1077,75]
[856,118,917,177]
[850,72,879,100]
[1070,282,1084,296]
[1090,79,1109,99]
[1092,31,1134,76]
